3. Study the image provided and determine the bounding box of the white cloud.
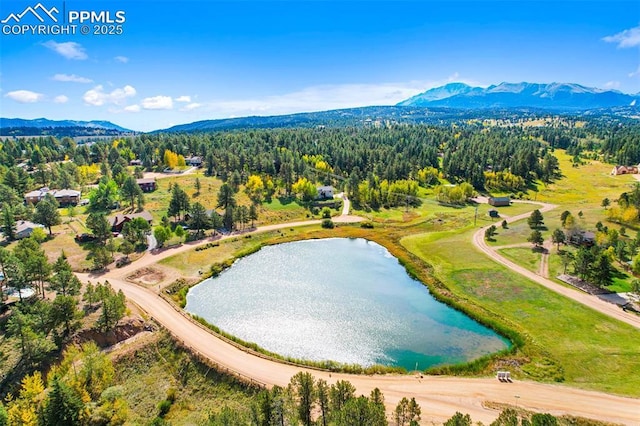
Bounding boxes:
[603,81,621,89]
[43,41,87,60]
[181,102,202,111]
[53,95,69,104]
[52,73,92,83]
[114,56,129,63]
[175,95,191,103]
[124,104,141,112]
[629,65,640,78]
[5,90,44,103]
[141,95,173,110]
[83,84,136,106]
[194,78,483,117]
[603,26,640,48]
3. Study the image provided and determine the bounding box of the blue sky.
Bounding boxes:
[1,0,639,131]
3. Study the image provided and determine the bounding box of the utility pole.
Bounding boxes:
[474,204,478,226]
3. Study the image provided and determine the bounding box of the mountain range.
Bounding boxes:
[0,118,131,132]
[1,82,638,135]
[397,82,639,109]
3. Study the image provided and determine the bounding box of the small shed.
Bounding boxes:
[488,197,511,207]
[488,209,499,218]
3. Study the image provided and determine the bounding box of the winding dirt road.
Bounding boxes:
[473,201,640,330]
[76,203,640,424]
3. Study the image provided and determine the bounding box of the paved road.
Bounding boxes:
[472,201,640,329]
[74,199,640,424]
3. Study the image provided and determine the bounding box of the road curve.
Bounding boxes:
[74,269,640,425]
[472,201,640,329]
[75,204,640,424]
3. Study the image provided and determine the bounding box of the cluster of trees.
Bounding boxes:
[1,342,127,425]
[163,149,186,169]
[205,371,563,426]
[156,182,260,246]
[606,183,640,225]
[207,372,416,426]
[434,183,475,205]
[350,177,420,210]
[550,210,638,288]
[0,237,125,367]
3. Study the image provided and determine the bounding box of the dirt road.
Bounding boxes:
[472,201,640,329]
[71,199,640,424]
[76,269,640,425]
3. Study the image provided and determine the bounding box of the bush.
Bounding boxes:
[321,207,332,218]
[360,221,374,229]
[157,399,172,417]
[321,219,334,229]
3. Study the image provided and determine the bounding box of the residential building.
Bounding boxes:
[317,185,335,199]
[136,178,157,192]
[110,211,154,233]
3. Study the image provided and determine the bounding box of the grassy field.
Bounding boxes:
[402,226,640,396]
[498,247,541,273]
[113,333,257,425]
[485,151,640,292]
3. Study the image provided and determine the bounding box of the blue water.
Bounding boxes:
[185,238,510,370]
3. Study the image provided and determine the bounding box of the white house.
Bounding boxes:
[317,185,335,199]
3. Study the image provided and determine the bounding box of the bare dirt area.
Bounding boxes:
[127,267,166,286]
[72,315,152,348]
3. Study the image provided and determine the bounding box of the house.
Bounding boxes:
[24,187,80,206]
[569,230,596,247]
[136,178,157,192]
[53,189,81,206]
[317,185,335,199]
[185,156,203,167]
[488,209,500,218]
[129,159,142,166]
[488,197,511,207]
[110,210,153,233]
[611,165,639,175]
[15,220,44,239]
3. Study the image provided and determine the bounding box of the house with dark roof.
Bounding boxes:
[136,178,157,192]
[569,230,596,247]
[110,211,153,233]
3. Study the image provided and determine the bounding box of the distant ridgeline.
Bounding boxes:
[0,118,132,137]
[0,126,128,138]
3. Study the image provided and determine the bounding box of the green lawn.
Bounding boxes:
[402,226,640,396]
[498,247,541,273]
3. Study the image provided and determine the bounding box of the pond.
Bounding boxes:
[185,238,510,370]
